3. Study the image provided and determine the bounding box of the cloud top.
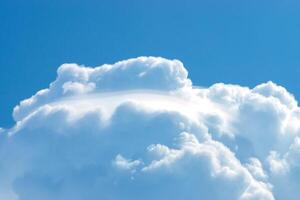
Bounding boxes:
[13,57,191,121]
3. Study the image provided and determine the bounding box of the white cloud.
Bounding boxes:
[1,56,300,199]
[113,154,142,172]
[245,158,268,181]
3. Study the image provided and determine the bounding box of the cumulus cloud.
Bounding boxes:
[1,56,300,199]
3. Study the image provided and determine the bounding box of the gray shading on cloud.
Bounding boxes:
[1,57,300,200]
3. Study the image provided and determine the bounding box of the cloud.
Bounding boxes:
[13,57,191,121]
[1,56,300,199]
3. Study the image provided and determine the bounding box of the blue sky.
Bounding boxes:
[1,0,300,127]
[2,2,300,199]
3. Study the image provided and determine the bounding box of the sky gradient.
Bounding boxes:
[2,3,300,198]
[1,0,300,127]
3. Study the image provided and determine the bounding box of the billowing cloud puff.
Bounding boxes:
[1,57,300,200]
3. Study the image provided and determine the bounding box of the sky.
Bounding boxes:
[1,2,300,199]
[1,0,300,127]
